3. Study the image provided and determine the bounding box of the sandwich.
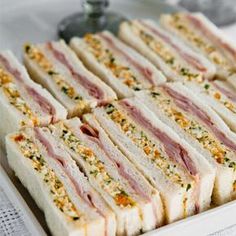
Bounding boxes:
[91,98,216,223]
[23,40,117,117]
[6,126,116,236]
[160,12,236,84]
[0,51,67,145]
[185,80,236,132]
[119,19,215,83]
[70,31,166,98]
[49,117,164,235]
[135,82,236,204]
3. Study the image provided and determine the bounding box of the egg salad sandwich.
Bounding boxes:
[49,117,164,235]
[185,80,236,132]
[136,82,236,204]
[70,31,166,98]
[91,98,216,223]
[160,13,236,86]
[23,40,117,117]
[0,51,67,145]
[6,126,116,236]
[119,19,215,83]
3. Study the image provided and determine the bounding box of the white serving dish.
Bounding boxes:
[0,0,236,235]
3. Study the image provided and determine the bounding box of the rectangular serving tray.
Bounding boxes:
[0,0,236,235]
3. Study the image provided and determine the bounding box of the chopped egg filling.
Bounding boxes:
[24,44,86,109]
[13,133,81,221]
[0,67,38,126]
[149,89,236,170]
[83,34,143,91]
[58,124,135,208]
[129,23,202,82]
[105,103,193,191]
[166,14,236,76]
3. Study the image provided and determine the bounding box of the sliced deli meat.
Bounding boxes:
[136,82,236,204]
[160,13,236,84]
[0,51,67,145]
[6,127,116,236]
[70,31,166,98]
[49,117,164,235]
[23,40,117,117]
[119,19,215,83]
[92,98,216,223]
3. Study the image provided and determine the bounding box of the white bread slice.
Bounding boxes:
[160,12,236,80]
[92,100,215,223]
[118,19,215,82]
[0,50,67,146]
[136,82,236,204]
[70,31,166,98]
[184,80,236,132]
[23,40,117,117]
[6,128,116,236]
[49,117,162,235]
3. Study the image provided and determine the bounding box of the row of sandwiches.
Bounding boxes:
[2,11,236,236]
[7,84,236,235]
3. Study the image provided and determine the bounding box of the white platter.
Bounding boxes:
[0,0,236,235]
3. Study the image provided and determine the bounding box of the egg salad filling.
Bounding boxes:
[149,89,236,170]
[0,67,38,126]
[83,34,143,91]
[104,103,193,192]
[203,83,236,114]
[165,14,236,76]
[13,133,81,221]
[24,44,85,109]
[129,23,202,82]
[58,124,135,208]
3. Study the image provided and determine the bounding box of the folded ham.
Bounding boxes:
[136,82,236,204]
[160,13,236,84]
[119,19,215,83]
[49,117,164,235]
[23,40,117,117]
[92,98,216,223]
[6,127,116,236]
[0,51,67,145]
[70,31,166,98]
[185,80,236,132]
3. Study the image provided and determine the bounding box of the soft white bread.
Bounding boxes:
[184,80,236,132]
[92,99,215,223]
[23,40,116,117]
[49,117,162,235]
[118,19,215,82]
[137,82,236,204]
[70,31,166,98]
[0,50,67,146]
[82,114,164,230]
[6,128,115,236]
[160,12,236,80]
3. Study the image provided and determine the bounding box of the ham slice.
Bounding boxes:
[139,21,207,72]
[163,85,236,152]
[33,128,107,223]
[98,33,156,86]
[119,100,198,176]
[79,123,151,201]
[47,42,105,100]
[0,55,57,122]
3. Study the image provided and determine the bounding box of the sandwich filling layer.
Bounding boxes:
[128,21,203,82]
[57,123,136,208]
[12,133,81,221]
